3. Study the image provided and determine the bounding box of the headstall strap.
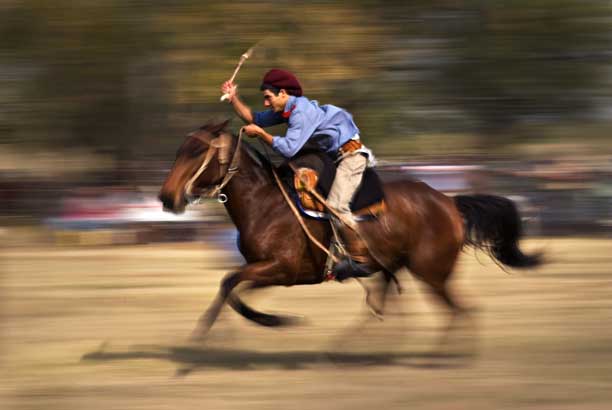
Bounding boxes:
[184,128,243,204]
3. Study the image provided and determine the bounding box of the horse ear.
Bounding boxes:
[208,119,230,135]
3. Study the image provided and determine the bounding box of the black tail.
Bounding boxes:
[454,194,542,268]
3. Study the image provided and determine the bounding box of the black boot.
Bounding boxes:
[330,224,374,281]
[332,257,376,282]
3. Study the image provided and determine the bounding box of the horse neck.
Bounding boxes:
[221,143,279,231]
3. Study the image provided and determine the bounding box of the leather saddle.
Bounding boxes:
[278,150,385,221]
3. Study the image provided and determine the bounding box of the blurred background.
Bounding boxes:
[1,0,611,243]
[3,2,612,410]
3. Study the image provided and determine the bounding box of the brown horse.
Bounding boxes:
[159,121,541,339]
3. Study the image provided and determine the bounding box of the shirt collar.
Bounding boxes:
[282,95,297,119]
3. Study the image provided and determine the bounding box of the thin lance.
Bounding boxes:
[220,43,258,102]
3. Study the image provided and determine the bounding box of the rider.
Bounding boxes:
[221,68,376,279]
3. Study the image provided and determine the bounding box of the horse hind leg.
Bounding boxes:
[429,280,464,314]
[430,281,479,358]
[409,250,463,312]
[409,249,476,352]
[427,276,480,358]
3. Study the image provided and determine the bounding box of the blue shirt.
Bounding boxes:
[253,95,360,158]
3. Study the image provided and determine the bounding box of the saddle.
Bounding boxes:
[279,150,385,221]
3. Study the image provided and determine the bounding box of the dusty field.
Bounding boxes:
[2,237,612,410]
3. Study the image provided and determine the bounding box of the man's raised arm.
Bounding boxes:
[221,80,253,124]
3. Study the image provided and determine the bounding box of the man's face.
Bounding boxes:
[262,89,289,112]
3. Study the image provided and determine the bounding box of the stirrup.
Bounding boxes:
[323,237,343,281]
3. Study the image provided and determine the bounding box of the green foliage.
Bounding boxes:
[1,0,611,159]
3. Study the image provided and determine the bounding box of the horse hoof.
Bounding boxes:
[364,294,384,318]
[366,305,384,321]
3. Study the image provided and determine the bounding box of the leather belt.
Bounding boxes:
[339,139,362,155]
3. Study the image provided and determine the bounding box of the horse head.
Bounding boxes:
[159,120,235,213]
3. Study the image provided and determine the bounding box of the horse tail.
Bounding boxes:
[454,194,542,268]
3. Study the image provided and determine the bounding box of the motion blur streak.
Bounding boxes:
[1,1,611,409]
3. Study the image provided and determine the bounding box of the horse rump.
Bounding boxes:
[454,194,542,268]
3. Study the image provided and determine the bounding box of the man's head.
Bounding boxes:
[260,69,302,112]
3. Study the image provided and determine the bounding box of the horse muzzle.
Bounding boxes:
[158,191,187,214]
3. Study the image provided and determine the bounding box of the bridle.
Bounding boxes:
[184,127,243,204]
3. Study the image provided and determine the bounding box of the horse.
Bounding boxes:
[159,120,542,340]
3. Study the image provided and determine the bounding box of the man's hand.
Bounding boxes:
[221,80,238,103]
[220,81,254,123]
[242,124,264,138]
[242,124,273,146]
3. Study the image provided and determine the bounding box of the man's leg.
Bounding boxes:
[326,153,377,281]
[327,152,367,230]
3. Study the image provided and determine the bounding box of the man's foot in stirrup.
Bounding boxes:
[332,257,376,282]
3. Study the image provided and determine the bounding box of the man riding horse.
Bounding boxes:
[221,68,375,279]
[159,78,541,338]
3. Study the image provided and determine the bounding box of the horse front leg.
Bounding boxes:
[190,259,283,340]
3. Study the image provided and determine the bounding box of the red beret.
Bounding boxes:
[260,69,303,96]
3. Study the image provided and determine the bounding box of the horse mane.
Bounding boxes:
[241,140,274,170]
[193,119,276,175]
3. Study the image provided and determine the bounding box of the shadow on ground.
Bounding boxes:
[81,342,475,377]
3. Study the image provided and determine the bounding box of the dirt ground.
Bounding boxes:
[2,237,612,410]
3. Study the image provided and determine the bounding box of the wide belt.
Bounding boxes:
[339,139,362,155]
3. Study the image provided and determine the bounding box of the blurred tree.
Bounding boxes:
[373,0,612,137]
[1,0,611,171]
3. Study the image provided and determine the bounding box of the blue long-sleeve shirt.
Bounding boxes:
[253,95,360,158]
